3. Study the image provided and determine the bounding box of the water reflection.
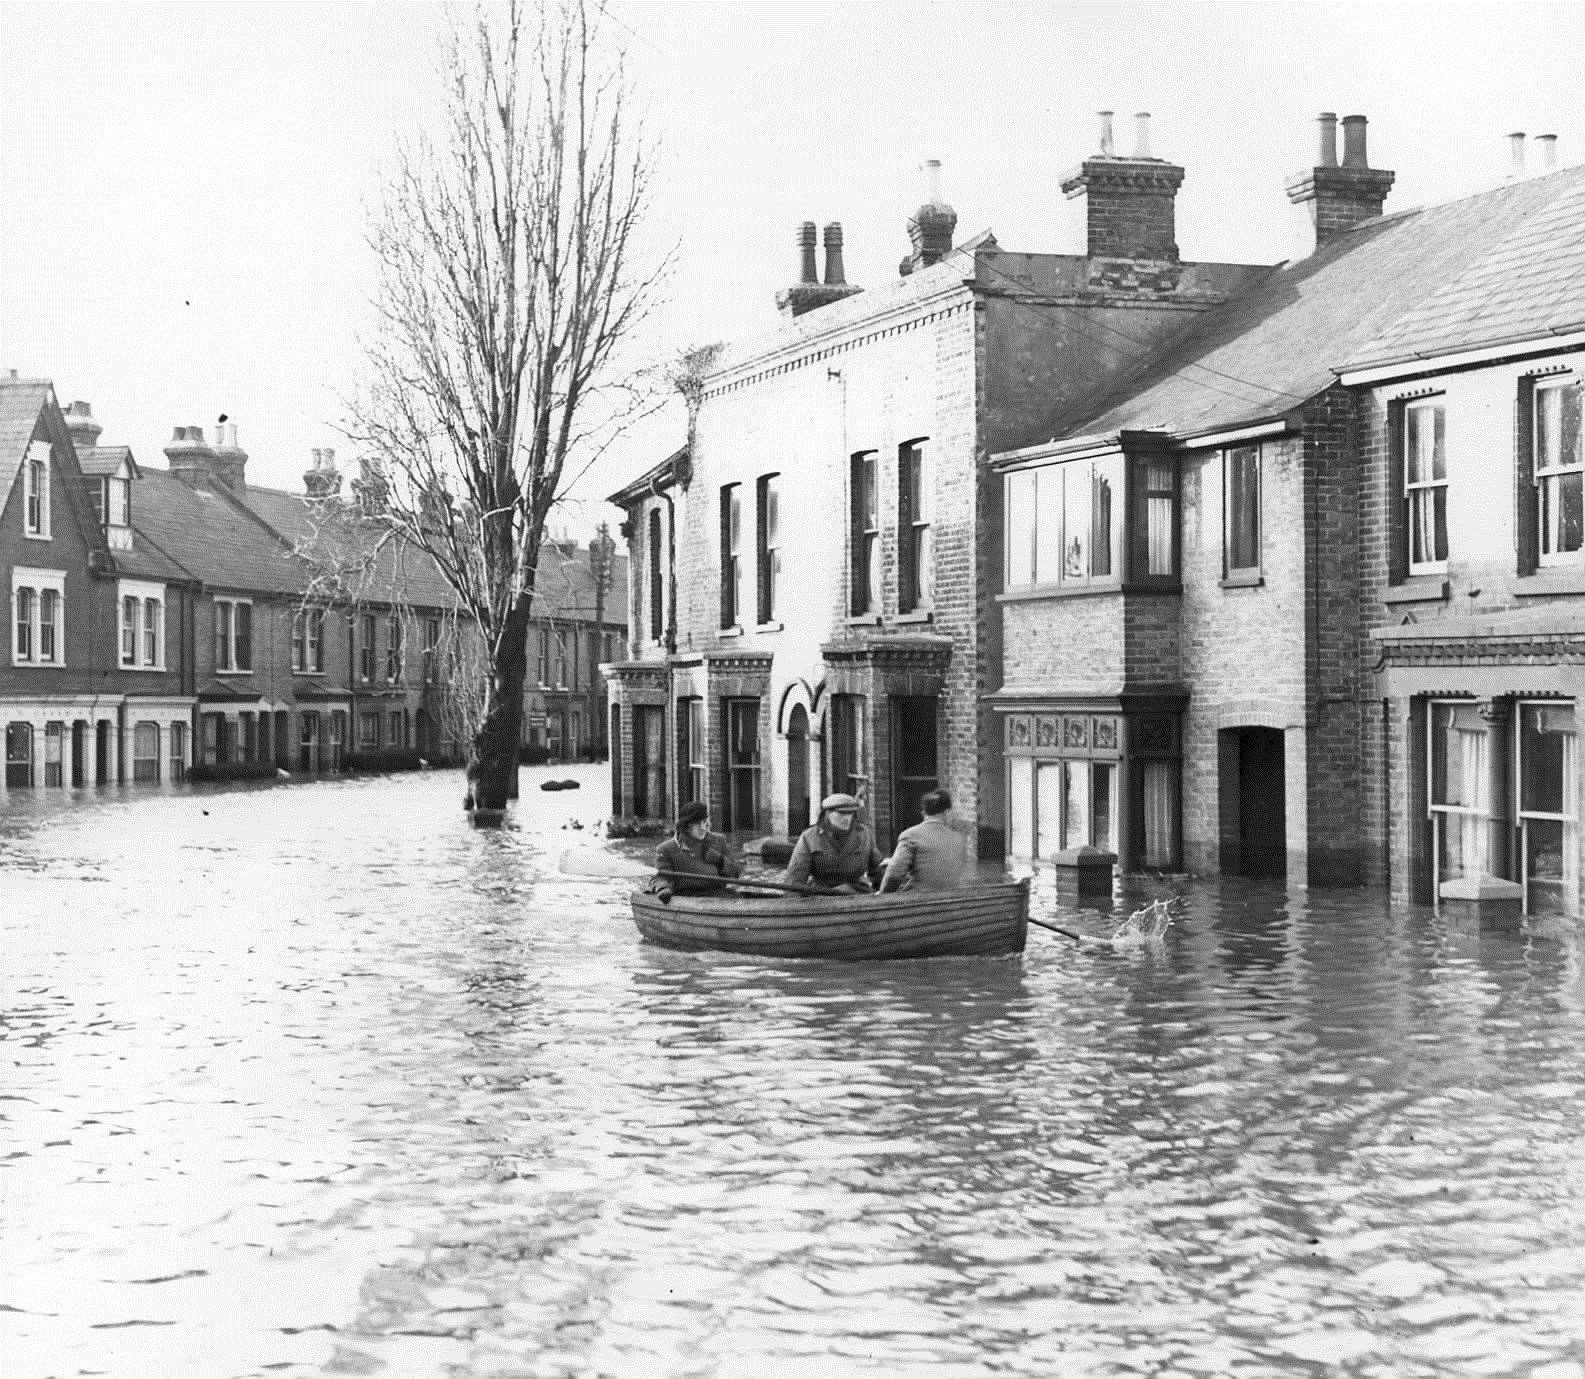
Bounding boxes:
[4,765,1585,1377]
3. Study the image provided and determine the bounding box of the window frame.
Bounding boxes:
[850,451,880,615]
[898,439,933,613]
[720,482,744,628]
[1223,444,1262,581]
[11,568,67,667]
[386,613,402,682]
[1534,374,1584,569]
[212,597,252,674]
[23,443,51,539]
[118,580,166,671]
[1403,397,1449,576]
[359,612,376,682]
[647,508,665,644]
[1002,454,1128,593]
[756,472,781,624]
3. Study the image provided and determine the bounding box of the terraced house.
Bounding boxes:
[608,115,1585,920]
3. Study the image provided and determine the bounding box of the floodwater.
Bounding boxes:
[4,766,1585,1379]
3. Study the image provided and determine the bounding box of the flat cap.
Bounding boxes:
[820,792,860,813]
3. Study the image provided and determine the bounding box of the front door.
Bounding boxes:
[890,696,939,846]
[786,704,810,835]
[634,705,665,819]
[1231,726,1286,878]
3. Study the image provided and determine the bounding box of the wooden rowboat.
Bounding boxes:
[628,879,1029,960]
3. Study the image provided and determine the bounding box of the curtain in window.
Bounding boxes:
[1141,760,1178,868]
[1146,461,1174,576]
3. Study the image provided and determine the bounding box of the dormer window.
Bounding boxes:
[107,475,131,529]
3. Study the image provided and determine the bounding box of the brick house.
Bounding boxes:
[3,379,198,791]
[606,124,1269,848]
[990,116,1585,913]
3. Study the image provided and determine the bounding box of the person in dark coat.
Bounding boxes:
[651,801,741,901]
[879,788,967,892]
[783,793,887,894]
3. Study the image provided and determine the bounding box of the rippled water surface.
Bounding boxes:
[5,765,1585,1378]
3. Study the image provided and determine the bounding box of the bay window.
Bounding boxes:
[1003,455,1124,590]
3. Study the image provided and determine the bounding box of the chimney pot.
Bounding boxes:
[1507,131,1527,178]
[1316,112,1338,168]
[1097,110,1115,156]
[822,222,847,286]
[322,446,334,468]
[1133,112,1152,159]
[1536,133,1558,170]
[797,221,818,284]
[922,158,943,204]
[1340,114,1370,168]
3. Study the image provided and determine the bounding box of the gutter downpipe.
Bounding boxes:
[649,474,677,654]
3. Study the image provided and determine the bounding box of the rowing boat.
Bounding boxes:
[628,879,1029,960]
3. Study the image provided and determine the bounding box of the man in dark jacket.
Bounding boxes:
[784,793,887,894]
[651,801,742,901]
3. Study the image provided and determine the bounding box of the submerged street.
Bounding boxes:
[4,765,1585,1377]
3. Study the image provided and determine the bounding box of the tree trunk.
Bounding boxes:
[469,599,531,811]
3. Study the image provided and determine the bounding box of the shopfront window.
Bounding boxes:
[1429,702,1493,884]
[1517,702,1578,916]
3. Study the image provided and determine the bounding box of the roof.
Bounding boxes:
[131,470,309,595]
[607,445,684,506]
[534,538,628,625]
[0,376,52,513]
[237,484,465,610]
[1068,164,1585,443]
[76,445,139,479]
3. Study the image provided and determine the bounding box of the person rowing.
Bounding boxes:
[649,801,742,902]
[783,792,887,895]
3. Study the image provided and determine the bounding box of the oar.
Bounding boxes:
[558,848,830,897]
[1027,915,1091,944]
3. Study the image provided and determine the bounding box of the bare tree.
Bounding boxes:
[345,0,665,812]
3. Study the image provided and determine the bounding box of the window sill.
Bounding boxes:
[22,530,52,541]
[1516,568,1585,597]
[895,610,934,625]
[717,625,744,639]
[120,664,169,673]
[1381,577,1449,605]
[847,613,882,626]
[1220,569,1263,590]
[755,621,784,633]
[12,660,66,669]
[997,582,1124,603]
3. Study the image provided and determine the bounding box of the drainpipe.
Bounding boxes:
[1381,697,1391,896]
[649,474,677,654]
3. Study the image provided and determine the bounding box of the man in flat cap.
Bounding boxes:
[651,800,742,902]
[783,792,887,894]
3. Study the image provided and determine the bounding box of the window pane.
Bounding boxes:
[1141,760,1179,867]
[1145,460,1174,577]
[1092,763,1116,854]
[1092,461,1117,578]
[123,596,138,662]
[1064,759,1091,850]
[1064,465,1090,580]
[1227,447,1260,570]
[1520,704,1575,814]
[144,599,159,664]
[1541,471,1584,556]
[1036,468,1064,583]
[40,591,56,660]
[1006,472,1036,587]
[1430,703,1488,809]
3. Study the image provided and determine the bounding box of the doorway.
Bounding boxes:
[1223,726,1286,878]
[786,704,810,835]
[723,698,761,833]
[890,696,939,845]
[634,705,665,819]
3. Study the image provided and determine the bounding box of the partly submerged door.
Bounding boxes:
[723,697,761,833]
[890,696,939,845]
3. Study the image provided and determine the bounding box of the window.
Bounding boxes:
[294,608,324,673]
[683,697,706,804]
[213,599,252,673]
[1224,445,1261,577]
[169,722,188,782]
[850,452,880,614]
[117,583,165,669]
[11,569,66,666]
[359,613,376,681]
[388,710,404,748]
[1136,456,1176,580]
[359,712,380,750]
[1535,375,1583,566]
[648,508,665,643]
[1004,456,1123,590]
[133,723,160,782]
[103,475,130,532]
[386,614,402,681]
[720,482,744,627]
[1404,399,1448,573]
[537,626,551,686]
[830,693,867,798]
[23,443,50,538]
[899,440,933,612]
[756,472,781,623]
[1429,701,1491,885]
[201,713,219,766]
[1005,711,1127,864]
[423,617,440,682]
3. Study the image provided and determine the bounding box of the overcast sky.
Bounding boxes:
[3,0,1582,537]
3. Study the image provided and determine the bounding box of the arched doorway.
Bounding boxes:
[786,704,810,834]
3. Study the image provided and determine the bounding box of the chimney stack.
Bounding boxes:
[901,158,959,275]
[777,219,862,318]
[64,400,103,453]
[1536,133,1559,171]
[164,424,217,489]
[304,446,343,498]
[1061,110,1185,266]
[1285,112,1395,257]
[210,418,247,493]
[1507,131,1527,178]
